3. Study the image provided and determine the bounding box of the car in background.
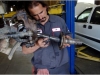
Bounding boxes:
[75,5,100,52]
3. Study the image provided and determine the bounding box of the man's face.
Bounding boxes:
[29,4,48,23]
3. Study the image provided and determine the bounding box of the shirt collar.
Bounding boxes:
[48,15,56,23]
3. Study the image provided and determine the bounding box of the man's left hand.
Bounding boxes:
[62,35,72,48]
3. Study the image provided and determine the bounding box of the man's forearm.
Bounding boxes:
[22,44,40,54]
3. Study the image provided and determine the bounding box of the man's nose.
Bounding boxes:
[37,14,42,19]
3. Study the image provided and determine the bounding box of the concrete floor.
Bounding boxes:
[0,46,100,74]
[75,45,100,74]
[75,57,100,74]
[0,47,33,74]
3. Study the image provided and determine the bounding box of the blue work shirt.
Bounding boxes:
[31,15,71,69]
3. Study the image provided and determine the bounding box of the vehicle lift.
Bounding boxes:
[76,46,100,62]
[65,0,100,74]
[65,0,76,74]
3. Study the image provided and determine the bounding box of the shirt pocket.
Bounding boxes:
[52,27,61,37]
[54,31,62,37]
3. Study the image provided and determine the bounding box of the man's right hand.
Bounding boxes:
[37,69,49,75]
[36,38,49,48]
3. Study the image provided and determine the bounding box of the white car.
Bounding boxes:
[75,5,100,52]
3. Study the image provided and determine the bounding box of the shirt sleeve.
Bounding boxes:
[60,17,72,37]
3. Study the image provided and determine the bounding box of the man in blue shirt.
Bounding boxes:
[22,1,71,74]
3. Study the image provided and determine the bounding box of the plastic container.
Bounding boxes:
[48,4,64,15]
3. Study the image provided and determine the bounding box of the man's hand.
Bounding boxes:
[36,38,49,48]
[62,35,72,48]
[37,69,49,75]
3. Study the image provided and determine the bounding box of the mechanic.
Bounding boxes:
[22,1,72,74]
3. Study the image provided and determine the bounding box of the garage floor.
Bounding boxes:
[75,45,100,74]
[0,45,100,74]
[0,47,33,74]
